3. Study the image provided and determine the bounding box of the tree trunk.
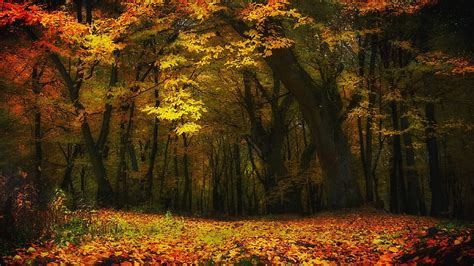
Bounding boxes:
[85,0,92,25]
[401,104,425,215]
[365,37,377,203]
[210,141,224,213]
[73,0,82,23]
[233,143,243,215]
[160,134,171,195]
[357,118,369,199]
[242,71,302,213]
[116,117,128,207]
[389,101,407,213]
[426,102,447,216]
[27,27,116,206]
[182,134,192,212]
[299,143,317,213]
[60,144,81,192]
[128,143,139,172]
[81,120,114,206]
[225,143,235,215]
[230,22,361,208]
[116,101,135,206]
[145,87,160,202]
[265,48,362,209]
[356,35,377,203]
[80,166,86,195]
[32,67,42,190]
[171,138,180,209]
[95,56,118,159]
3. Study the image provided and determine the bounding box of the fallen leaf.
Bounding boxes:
[454,237,462,245]
[388,246,399,253]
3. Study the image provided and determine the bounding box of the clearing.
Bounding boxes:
[2,209,473,265]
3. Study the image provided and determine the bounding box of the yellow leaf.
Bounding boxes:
[388,246,399,253]
[27,247,36,253]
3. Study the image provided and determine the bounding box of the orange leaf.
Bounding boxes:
[454,237,463,245]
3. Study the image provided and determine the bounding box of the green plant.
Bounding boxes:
[53,216,89,246]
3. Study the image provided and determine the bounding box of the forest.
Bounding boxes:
[0,0,473,264]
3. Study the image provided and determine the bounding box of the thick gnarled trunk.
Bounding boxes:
[264,48,362,209]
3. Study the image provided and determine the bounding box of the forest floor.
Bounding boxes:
[2,208,474,265]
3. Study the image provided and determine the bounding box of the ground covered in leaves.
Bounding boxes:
[2,209,474,265]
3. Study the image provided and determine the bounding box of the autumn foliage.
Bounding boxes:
[2,209,473,265]
[1,0,474,264]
